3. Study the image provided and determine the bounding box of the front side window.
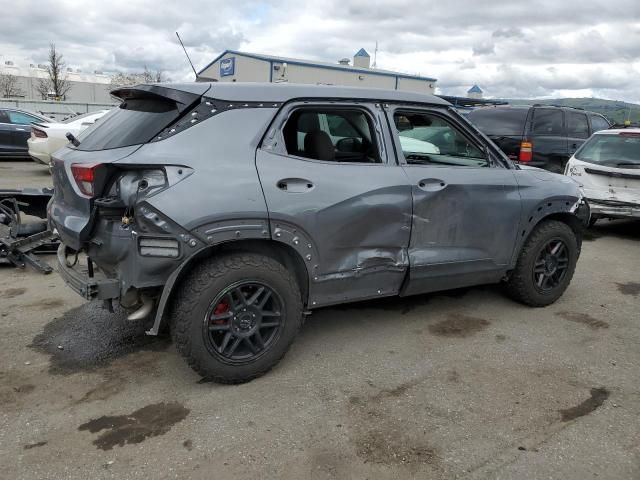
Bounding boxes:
[393,111,488,167]
[8,111,41,125]
[575,133,640,167]
[590,115,610,133]
[566,111,589,139]
[532,109,563,136]
[282,108,380,163]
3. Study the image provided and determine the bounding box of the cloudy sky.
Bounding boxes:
[1,0,639,101]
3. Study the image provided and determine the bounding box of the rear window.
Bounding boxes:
[466,108,528,136]
[575,133,640,167]
[566,111,589,139]
[75,98,180,151]
[532,109,564,136]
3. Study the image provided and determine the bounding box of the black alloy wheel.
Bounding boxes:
[203,281,283,363]
[532,238,569,292]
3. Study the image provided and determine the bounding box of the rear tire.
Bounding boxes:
[170,253,303,384]
[505,220,578,307]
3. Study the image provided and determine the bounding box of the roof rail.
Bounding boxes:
[609,122,640,129]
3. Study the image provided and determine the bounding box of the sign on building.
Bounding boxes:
[220,57,236,77]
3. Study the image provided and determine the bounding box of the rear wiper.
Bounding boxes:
[66,132,80,147]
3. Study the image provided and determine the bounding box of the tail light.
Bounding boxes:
[519,141,533,162]
[71,163,104,197]
[31,127,47,139]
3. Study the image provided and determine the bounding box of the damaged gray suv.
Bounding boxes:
[50,83,589,383]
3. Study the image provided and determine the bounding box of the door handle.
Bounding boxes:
[276,178,314,193]
[15,127,26,131]
[418,178,447,191]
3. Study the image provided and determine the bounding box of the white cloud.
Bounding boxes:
[0,0,639,101]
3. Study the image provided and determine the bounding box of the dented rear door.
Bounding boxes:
[256,101,412,307]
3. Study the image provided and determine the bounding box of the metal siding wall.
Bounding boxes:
[5,75,113,103]
[200,54,270,83]
[283,64,395,89]
[396,77,436,94]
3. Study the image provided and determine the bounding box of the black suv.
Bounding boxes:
[467,105,611,173]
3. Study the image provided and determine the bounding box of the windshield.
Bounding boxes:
[575,133,640,168]
[466,108,528,136]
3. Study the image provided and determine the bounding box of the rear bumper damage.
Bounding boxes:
[56,244,120,300]
[588,199,640,219]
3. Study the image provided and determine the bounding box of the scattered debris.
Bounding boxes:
[0,188,59,274]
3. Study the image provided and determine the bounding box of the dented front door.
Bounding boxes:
[256,102,412,307]
[385,106,522,296]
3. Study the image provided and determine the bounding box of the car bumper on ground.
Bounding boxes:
[588,199,640,219]
[56,243,120,301]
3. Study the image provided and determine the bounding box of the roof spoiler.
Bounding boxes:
[110,83,211,113]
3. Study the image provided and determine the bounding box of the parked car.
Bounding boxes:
[28,110,110,166]
[0,108,52,159]
[50,83,589,383]
[565,128,640,223]
[467,105,611,173]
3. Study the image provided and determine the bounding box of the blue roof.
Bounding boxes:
[197,50,437,83]
[354,48,370,57]
[468,84,483,93]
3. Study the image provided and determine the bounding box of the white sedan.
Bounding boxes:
[28,110,110,166]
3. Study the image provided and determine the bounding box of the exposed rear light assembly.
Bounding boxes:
[31,127,47,139]
[518,141,533,162]
[71,163,105,197]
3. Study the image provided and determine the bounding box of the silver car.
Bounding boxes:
[49,83,589,383]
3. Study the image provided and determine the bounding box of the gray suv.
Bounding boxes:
[50,83,589,383]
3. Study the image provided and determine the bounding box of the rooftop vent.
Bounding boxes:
[338,58,350,66]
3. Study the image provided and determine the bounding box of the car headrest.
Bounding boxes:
[304,130,335,161]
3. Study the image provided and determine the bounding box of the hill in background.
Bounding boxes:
[505,98,640,125]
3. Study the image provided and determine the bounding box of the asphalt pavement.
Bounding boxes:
[1,160,639,479]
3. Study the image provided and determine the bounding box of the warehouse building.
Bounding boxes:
[0,61,113,103]
[198,48,437,94]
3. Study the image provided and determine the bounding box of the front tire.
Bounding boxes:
[506,220,579,307]
[170,253,303,383]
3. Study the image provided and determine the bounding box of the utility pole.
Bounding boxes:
[373,41,378,69]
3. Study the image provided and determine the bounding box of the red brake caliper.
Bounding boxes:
[211,299,230,325]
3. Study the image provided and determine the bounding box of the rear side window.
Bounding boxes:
[532,109,563,136]
[76,97,180,151]
[466,108,528,136]
[566,111,589,139]
[282,108,380,163]
[590,115,610,133]
[8,111,41,125]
